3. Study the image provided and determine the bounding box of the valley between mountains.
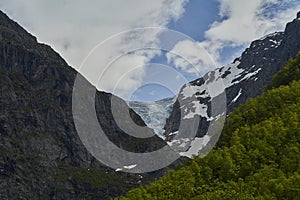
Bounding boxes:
[0,10,300,199]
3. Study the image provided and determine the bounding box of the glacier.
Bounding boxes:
[128,97,176,139]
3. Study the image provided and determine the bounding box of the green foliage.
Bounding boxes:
[116,53,300,199]
[54,167,139,198]
[267,51,300,90]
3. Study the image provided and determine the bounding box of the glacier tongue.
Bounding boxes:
[128,97,176,139]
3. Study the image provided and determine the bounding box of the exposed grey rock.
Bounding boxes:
[1,8,300,199]
[0,10,167,199]
[164,12,300,156]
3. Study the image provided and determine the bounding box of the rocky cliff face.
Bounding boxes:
[164,12,300,157]
[0,10,167,199]
[1,8,300,199]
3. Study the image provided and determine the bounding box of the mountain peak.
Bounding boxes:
[0,10,37,45]
[0,9,167,199]
[164,13,300,158]
[0,10,67,65]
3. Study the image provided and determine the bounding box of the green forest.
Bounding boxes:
[116,52,300,200]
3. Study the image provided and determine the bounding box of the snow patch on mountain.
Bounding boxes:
[182,101,210,120]
[179,135,210,157]
[167,59,264,158]
[259,32,282,41]
[231,89,242,103]
[115,164,137,172]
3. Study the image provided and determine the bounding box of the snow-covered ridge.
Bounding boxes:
[170,59,263,158]
[258,31,282,41]
[164,12,300,159]
[252,32,284,51]
[179,60,251,122]
[128,27,284,159]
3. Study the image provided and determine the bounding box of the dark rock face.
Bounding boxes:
[164,13,300,152]
[0,10,167,199]
[1,8,300,199]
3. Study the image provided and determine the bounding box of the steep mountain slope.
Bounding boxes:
[1,8,300,199]
[0,10,167,199]
[117,50,300,200]
[164,12,300,157]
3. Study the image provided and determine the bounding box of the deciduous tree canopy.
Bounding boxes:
[116,52,300,200]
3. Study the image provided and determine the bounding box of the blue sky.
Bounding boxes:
[134,0,221,101]
[132,0,222,101]
[133,0,300,101]
[168,0,219,41]
[0,0,299,101]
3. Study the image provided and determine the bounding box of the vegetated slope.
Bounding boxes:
[116,52,300,200]
[267,51,300,89]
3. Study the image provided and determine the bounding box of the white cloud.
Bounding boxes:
[206,0,299,45]
[1,0,299,97]
[166,40,217,75]
[168,0,300,75]
[0,0,188,96]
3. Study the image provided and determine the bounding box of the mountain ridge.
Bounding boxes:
[0,10,169,199]
[163,11,300,157]
[117,49,300,200]
[1,9,300,199]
